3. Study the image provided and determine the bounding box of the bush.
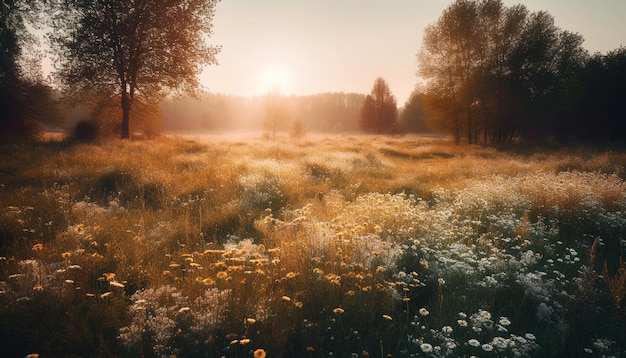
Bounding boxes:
[71,120,99,143]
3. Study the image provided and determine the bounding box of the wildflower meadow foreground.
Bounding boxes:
[0,134,624,357]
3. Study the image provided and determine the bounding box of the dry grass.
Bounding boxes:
[0,133,625,357]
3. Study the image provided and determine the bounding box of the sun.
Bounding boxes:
[260,65,291,94]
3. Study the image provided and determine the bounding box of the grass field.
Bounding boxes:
[1,133,624,357]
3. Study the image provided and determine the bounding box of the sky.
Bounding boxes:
[198,0,626,105]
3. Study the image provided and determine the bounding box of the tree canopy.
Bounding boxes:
[50,0,221,139]
[360,77,397,134]
[418,0,588,144]
[1,0,63,140]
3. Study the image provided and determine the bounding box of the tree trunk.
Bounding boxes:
[121,90,131,139]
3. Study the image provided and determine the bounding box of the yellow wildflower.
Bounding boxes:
[32,243,43,251]
[254,349,266,358]
[333,307,345,314]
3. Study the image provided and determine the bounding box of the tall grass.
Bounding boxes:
[0,134,624,357]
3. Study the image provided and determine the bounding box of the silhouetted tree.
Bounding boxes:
[360,77,397,134]
[399,91,430,133]
[418,0,587,143]
[568,47,626,142]
[0,0,60,140]
[50,0,220,139]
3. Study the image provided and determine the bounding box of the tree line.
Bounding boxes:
[161,92,367,134]
[1,0,624,143]
[415,0,626,144]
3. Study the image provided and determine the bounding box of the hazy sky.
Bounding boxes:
[198,0,626,104]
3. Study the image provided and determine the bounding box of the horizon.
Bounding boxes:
[199,0,626,104]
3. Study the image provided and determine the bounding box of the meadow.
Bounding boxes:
[0,133,624,357]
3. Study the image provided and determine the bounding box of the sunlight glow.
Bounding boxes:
[260,65,291,94]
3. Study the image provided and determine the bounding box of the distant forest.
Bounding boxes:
[160,92,369,134]
[1,0,624,143]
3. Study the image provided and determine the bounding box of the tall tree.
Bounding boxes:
[399,91,430,133]
[418,0,587,143]
[50,0,220,139]
[360,77,397,134]
[0,0,61,139]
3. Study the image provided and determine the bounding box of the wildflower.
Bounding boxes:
[240,338,251,345]
[306,346,315,352]
[109,281,125,288]
[584,348,593,354]
[294,301,303,308]
[499,317,511,326]
[482,344,493,352]
[402,297,410,302]
[281,295,291,302]
[246,318,257,325]
[32,243,43,251]
[458,319,468,327]
[100,291,113,298]
[333,307,345,314]
[382,314,393,321]
[525,333,536,340]
[420,343,433,353]
[230,340,239,345]
[178,307,190,313]
[61,252,71,259]
[438,278,446,285]
[374,225,382,232]
[216,271,228,279]
[102,272,116,281]
[254,349,267,358]
[419,308,429,316]
[286,271,298,279]
[442,326,453,334]
[64,280,75,284]
[468,339,480,347]
[413,239,420,246]
[313,267,323,274]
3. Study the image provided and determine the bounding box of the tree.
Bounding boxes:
[418,0,587,143]
[50,0,220,139]
[360,77,397,134]
[399,90,430,133]
[262,91,290,140]
[0,0,61,139]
